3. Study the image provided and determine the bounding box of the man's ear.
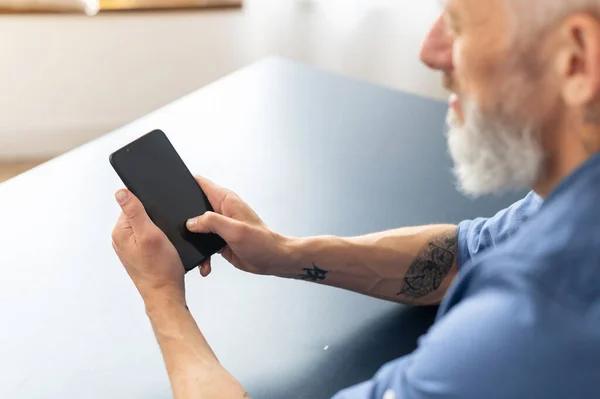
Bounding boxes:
[555,13,600,107]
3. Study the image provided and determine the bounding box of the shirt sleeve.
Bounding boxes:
[457,192,542,271]
[331,356,413,399]
[330,270,585,399]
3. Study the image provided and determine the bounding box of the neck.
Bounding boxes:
[533,129,600,198]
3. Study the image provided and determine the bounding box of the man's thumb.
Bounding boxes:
[186,212,239,239]
[115,189,150,231]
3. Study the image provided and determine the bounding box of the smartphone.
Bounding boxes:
[109,129,226,272]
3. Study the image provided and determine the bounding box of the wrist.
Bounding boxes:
[283,236,307,270]
[143,289,187,318]
[260,232,296,276]
[275,235,337,277]
[273,235,308,275]
[137,278,185,304]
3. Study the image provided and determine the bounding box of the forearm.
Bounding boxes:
[145,294,248,399]
[279,224,459,305]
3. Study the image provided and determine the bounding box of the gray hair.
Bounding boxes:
[509,0,600,39]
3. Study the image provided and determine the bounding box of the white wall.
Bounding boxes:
[0,0,444,160]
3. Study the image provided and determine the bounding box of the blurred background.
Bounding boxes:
[0,0,443,182]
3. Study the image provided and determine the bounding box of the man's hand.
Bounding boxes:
[111,189,185,306]
[111,189,248,398]
[186,176,291,277]
[187,177,460,306]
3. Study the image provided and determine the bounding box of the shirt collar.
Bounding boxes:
[544,152,600,205]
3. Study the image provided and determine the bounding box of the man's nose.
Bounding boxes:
[420,14,454,72]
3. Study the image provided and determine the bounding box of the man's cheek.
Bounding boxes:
[452,44,471,95]
[452,40,462,71]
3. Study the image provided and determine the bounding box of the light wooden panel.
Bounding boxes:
[0,160,47,183]
[0,0,241,13]
[0,0,92,13]
[100,0,241,10]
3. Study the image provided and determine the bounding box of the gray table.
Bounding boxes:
[0,58,523,398]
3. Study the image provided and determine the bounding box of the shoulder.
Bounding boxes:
[453,240,600,318]
[370,263,600,399]
[423,260,600,398]
[457,192,543,269]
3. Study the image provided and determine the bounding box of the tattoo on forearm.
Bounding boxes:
[243,392,251,398]
[397,230,458,298]
[297,263,328,282]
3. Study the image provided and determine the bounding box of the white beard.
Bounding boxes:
[446,96,545,197]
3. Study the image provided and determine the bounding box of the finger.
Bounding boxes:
[115,189,152,234]
[199,258,212,277]
[111,212,133,246]
[114,211,130,230]
[194,176,228,213]
[186,211,243,240]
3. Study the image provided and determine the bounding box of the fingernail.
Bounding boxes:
[115,190,129,205]
[186,218,197,228]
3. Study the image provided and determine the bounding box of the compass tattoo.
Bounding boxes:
[397,229,458,298]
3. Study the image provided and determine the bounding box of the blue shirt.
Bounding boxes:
[333,154,600,399]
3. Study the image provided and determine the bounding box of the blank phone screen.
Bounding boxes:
[110,129,226,271]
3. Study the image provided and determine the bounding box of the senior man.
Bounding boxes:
[111,0,600,397]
